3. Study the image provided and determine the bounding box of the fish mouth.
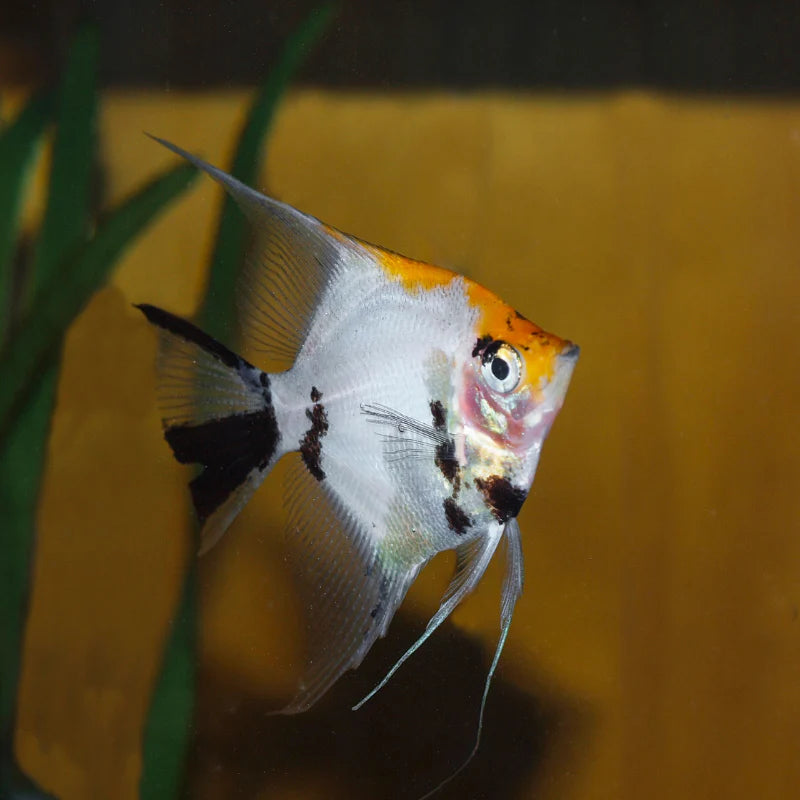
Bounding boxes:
[542,341,579,413]
[559,342,580,361]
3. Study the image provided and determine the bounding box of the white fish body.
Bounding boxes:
[139,138,578,787]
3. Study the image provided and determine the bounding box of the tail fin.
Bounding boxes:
[137,304,281,553]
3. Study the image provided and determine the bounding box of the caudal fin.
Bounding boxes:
[137,304,281,553]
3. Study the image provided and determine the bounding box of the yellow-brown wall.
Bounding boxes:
[13,90,800,799]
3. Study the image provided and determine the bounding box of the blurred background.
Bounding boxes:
[1,1,799,799]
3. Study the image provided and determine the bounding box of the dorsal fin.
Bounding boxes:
[149,135,363,370]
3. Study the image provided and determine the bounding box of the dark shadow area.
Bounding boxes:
[185,610,593,800]
[1,1,799,93]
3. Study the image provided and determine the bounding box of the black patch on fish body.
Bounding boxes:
[429,399,461,493]
[300,400,329,481]
[310,386,322,403]
[429,399,446,430]
[476,475,527,524]
[443,496,472,535]
[435,439,460,492]
[472,334,493,359]
[165,402,279,523]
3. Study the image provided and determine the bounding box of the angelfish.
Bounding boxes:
[139,138,579,792]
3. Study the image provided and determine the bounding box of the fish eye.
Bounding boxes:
[480,342,522,394]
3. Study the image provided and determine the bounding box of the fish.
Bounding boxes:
[138,137,579,793]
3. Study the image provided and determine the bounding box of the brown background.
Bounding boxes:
[7,88,800,798]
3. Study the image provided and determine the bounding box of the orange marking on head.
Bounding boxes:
[465,279,570,390]
[335,226,574,387]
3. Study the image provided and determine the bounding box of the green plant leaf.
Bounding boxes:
[1,27,99,785]
[0,369,61,800]
[0,90,55,346]
[200,2,336,339]
[0,158,196,788]
[0,23,197,798]
[0,365,58,751]
[0,162,197,442]
[138,564,196,800]
[30,25,98,294]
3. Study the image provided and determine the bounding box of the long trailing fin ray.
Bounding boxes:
[276,455,423,715]
[137,303,279,553]
[148,135,368,370]
[352,522,505,712]
[418,518,525,800]
[445,537,486,603]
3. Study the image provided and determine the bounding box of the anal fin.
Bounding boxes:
[276,455,423,714]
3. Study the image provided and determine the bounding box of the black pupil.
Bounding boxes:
[491,357,510,381]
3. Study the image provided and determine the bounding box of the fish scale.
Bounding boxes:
[139,136,579,797]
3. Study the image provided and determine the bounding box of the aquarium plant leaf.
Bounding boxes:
[138,567,196,800]
[0,156,194,800]
[1,25,100,784]
[138,7,336,799]
[200,1,336,339]
[30,25,98,294]
[0,366,58,756]
[0,22,196,798]
[0,366,60,800]
[0,163,195,792]
[0,90,55,346]
[0,163,197,440]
